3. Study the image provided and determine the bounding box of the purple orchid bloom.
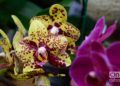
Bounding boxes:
[70,41,120,86]
[77,16,116,56]
[70,17,119,86]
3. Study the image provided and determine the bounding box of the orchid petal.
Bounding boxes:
[0,29,12,51]
[13,31,24,51]
[48,52,71,68]
[12,15,26,51]
[88,16,105,41]
[107,42,120,69]
[11,15,26,35]
[70,55,94,86]
[0,29,12,63]
[60,22,80,41]
[66,37,76,54]
[58,52,71,67]
[31,15,52,28]
[81,41,110,77]
[90,51,110,80]
[70,53,108,86]
[70,79,78,86]
[14,37,37,73]
[12,16,27,70]
[59,22,80,53]
[49,4,67,22]
[77,17,105,55]
[98,22,116,42]
[90,41,105,54]
[28,18,48,44]
[77,41,105,57]
[71,42,111,86]
[46,35,68,55]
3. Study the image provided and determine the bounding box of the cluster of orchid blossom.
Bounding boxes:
[70,17,120,86]
[0,3,119,86]
[0,4,80,84]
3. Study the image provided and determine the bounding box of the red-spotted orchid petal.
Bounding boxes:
[49,4,67,22]
[28,18,48,45]
[0,29,13,66]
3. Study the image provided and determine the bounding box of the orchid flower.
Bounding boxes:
[70,41,120,86]
[70,17,118,86]
[31,4,80,54]
[77,16,116,56]
[0,4,80,80]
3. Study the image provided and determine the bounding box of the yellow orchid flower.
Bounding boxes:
[31,4,80,54]
[11,14,69,79]
[0,4,80,81]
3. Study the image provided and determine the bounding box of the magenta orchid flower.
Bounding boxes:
[77,16,116,56]
[70,17,118,86]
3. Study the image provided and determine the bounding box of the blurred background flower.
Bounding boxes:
[69,17,120,86]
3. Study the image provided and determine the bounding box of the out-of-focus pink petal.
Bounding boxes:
[70,54,108,86]
[90,41,105,54]
[77,17,105,56]
[70,55,94,86]
[70,42,111,86]
[90,42,111,78]
[70,79,78,86]
[77,41,105,58]
[107,42,120,69]
[87,16,105,42]
[98,22,117,42]
[90,51,110,81]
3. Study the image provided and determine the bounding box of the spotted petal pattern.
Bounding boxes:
[29,4,80,54]
[29,18,48,45]
[46,35,68,55]
[0,4,80,81]
[0,29,12,64]
[49,4,67,22]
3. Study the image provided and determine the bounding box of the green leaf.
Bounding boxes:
[0,0,5,3]
[60,0,72,7]
[18,1,43,18]
[36,8,49,16]
[0,0,27,12]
